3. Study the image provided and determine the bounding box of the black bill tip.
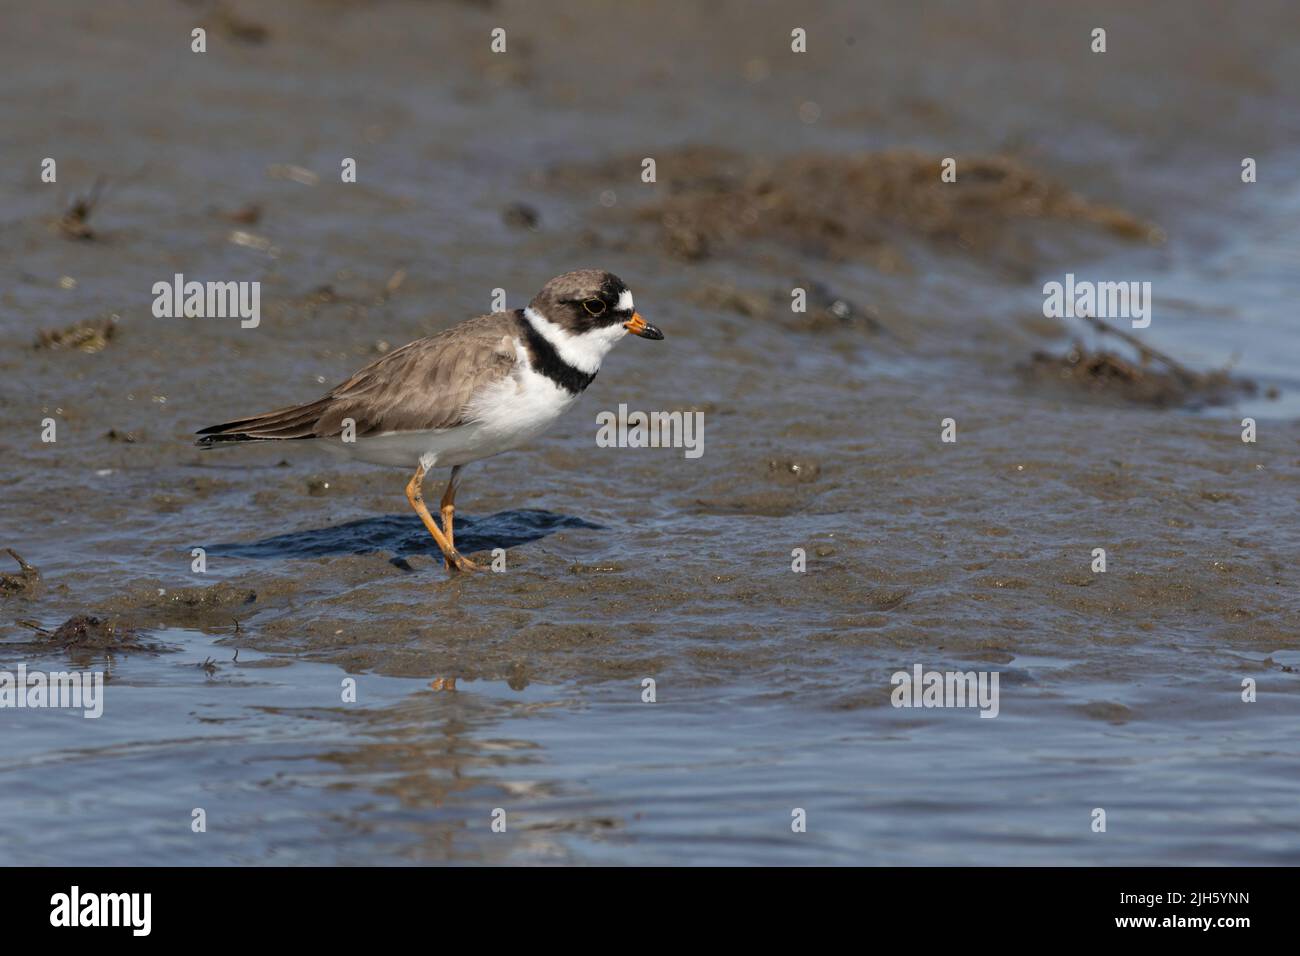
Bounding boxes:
[624,312,664,340]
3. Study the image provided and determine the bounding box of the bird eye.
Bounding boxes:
[582,298,606,316]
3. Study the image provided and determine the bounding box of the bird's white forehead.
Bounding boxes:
[617,289,635,313]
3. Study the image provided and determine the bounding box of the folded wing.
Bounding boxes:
[195,313,520,445]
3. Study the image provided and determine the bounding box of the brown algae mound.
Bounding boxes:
[549,147,1160,263]
[0,550,42,598]
[43,615,145,649]
[1024,316,1260,408]
[12,615,163,654]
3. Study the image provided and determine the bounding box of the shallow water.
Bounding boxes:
[2,0,1299,865]
[6,630,1299,865]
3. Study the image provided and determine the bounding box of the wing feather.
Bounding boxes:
[196,312,520,444]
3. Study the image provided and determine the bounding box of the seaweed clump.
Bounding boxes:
[1024,316,1259,408]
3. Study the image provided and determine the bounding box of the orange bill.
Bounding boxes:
[623,311,664,340]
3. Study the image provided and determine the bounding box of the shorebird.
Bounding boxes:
[196,270,663,572]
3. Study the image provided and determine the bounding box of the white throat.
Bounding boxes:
[523,305,627,375]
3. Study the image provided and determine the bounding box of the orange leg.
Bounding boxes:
[439,465,463,569]
[405,464,479,573]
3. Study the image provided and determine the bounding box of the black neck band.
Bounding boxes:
[519,311,597,394]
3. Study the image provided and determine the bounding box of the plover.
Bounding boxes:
[196,270,663,572]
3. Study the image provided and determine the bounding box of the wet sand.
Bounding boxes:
[2,0,1299,864]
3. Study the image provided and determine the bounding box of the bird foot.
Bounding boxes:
[445,553,483,573]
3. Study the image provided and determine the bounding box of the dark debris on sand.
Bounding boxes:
[694,278,883,334]
[1023,315,1260,408]
[45,615,143,649]
[206,4,270,45]
[0,550,42,598]
[34,315,118,353]
[14,614,162,653]
[56,177,106,240]
[502,201,540,230]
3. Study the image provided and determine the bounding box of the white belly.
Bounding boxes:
[321,365,579,469]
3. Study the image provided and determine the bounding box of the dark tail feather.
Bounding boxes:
[195,399,332,448]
